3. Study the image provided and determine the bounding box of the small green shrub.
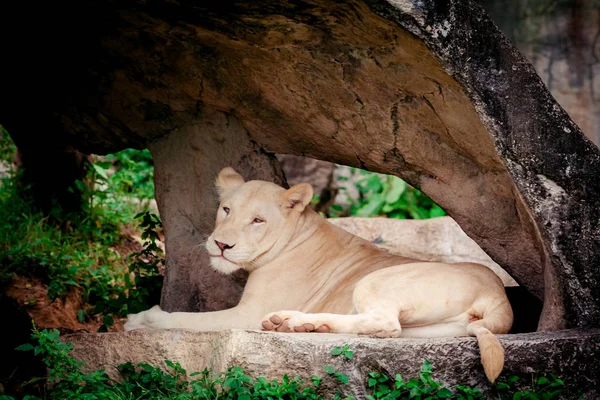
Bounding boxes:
[365,360,462,400]
[0,125,17,164]
[330,169,445,219]
[104,148,155,201]
[90,211,164,331]
[0,170,125,297]
[330,344,354,360]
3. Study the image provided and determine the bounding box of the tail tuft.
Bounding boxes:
[475,328,505,383]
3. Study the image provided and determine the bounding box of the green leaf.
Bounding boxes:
[550,378,564,387]
[77,309,85,323]
[336,373,349,384]
[409,207,428,220]
[15,343,34,352]
[538,376,549,385]
[323,365,336,375]
[91,163,109,180]
[385,177,407,204]
[329,204,344,212]
[356,194,385,217]
[388,211,407,219]
[102,314,114,328]
[429,204,446,218]
[437,388,453,398]
[331,347,343,356]
[395,373,404,389]
[362,175,383,193]
[421,360,432,373]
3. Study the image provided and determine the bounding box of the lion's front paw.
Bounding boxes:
[260,311,331,333]
[124,305,170,331]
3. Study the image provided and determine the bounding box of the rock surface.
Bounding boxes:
[480,0,600,147]
[65,328,600,398]
[0,0,599,330]
[330,216,517,286]
[277,154,338,212]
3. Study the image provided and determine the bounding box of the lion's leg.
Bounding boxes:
[125,304,259,331]
[261,272,406,337]
[261,309,402,337]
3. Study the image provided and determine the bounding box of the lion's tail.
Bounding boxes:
[467,299,513,383]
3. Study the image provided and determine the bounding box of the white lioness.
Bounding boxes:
[125,167,513,382]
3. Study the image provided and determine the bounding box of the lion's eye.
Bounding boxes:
[252,217,265,224]
[223,207,230,214]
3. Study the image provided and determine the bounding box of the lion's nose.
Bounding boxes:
[215,240,235,252]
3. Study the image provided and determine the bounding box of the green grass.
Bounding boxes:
[0,329,571,400]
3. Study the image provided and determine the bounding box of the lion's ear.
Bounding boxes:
[282,183,313,212]
[216,167,245,199]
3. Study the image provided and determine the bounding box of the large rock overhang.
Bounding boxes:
[0,0,598,330]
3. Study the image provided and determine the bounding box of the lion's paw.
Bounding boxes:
[124,305,169,331]
[260,311,331,333]
[360,329,403,338]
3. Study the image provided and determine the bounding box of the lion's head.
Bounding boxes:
[205,167,314,274]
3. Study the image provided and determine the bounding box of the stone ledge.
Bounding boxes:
[65,329,600,398]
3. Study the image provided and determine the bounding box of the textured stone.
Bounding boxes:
[480,0,600,146]
[65,328,600,398]
[330,216,517,286]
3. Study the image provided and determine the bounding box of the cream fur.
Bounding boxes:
[125,167,514,382]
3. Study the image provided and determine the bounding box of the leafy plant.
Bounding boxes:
[0,125,17,166]
[14,326,110,399]
[331,344,354,360]
[494,374,566,400]
[104,148,155,201]
[366,360,459,400]
[330,169,446,219]
[323,365,350,385]
[0,131,161,329]
[0,169,126,297]
[89,211,164,331]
